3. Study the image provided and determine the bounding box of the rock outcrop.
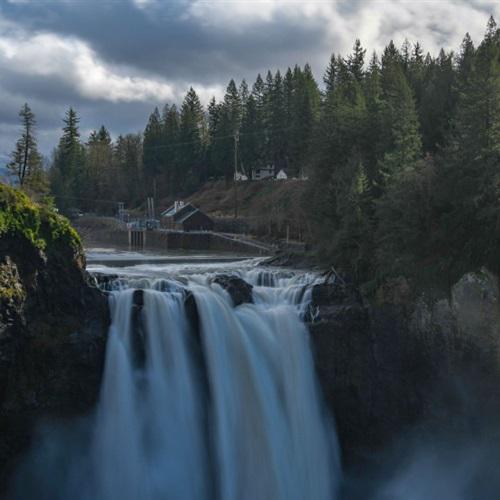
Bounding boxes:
[308,269,500,464]
[0,186,109,491]
[212,274,253,306]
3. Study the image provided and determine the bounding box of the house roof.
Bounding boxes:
[161,202,194,218]
[162,206,177,217]
[176,208,200,224]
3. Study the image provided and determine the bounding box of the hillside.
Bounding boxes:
[187,179,310,241]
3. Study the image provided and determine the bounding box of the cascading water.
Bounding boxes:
[11,260,340,500]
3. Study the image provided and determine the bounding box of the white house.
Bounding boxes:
[252,165,274,181]
[234,171,248,181]
[276,169,288,180]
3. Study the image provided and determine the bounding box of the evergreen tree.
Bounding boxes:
[324,54,337,93]
[178,88,205,191]
[163,104,181,195]
[419,49,456,152]
[51,107,86,211]
[224,79,242,134]
[113,133,144,205]
[239,79,250,108]
[363,53,384,191]
[379,65,422,180]
[266,70,286,170]
[143,107,163,194]
[84,125,113,211]
[348,39,366,83]
[288,64,320,176]
[7,103,45,192]
[240,95,262,175]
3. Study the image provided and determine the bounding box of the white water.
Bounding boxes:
[14,261,340,500]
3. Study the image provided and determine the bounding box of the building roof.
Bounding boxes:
[161,202,194,219]
[161,202,213,225]
[176,207,200,224]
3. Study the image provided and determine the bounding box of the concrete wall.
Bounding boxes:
[82,228,269,255]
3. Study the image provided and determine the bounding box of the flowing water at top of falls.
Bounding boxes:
[12,258,340,500]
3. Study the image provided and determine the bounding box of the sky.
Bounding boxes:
[0,0,499,161]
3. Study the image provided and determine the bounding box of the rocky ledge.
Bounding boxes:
[212,274,254,306]
[309,269,500,464]
[0,185,109,491]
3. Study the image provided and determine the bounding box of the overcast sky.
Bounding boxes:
[1,0,499,160]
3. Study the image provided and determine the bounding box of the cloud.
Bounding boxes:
[1,0,500,158]
[0,29,175,103]
[187,0,500,57]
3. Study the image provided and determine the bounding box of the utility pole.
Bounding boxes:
[234,133,239,219]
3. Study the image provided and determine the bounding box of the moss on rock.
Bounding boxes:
[0,183,81,254]
[0,260,25,303]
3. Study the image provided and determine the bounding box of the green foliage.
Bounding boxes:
[50,107,86,212]
[0,183,44,249]
[309,19,500,286]
[6,103,47,194]
[39,205,82,251]
[0,183,81,253]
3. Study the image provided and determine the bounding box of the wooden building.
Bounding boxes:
[161,201,214,232]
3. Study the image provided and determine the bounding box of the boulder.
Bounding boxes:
[212,274,253,306]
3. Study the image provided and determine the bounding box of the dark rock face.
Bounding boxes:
[0,231,109,492]
[212,274,253,306]
[308,270,500,465]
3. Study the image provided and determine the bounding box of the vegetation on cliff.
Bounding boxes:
[0,183,81,254]
[0,182,83,307]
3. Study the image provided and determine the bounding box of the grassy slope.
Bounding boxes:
[187,179,310,240]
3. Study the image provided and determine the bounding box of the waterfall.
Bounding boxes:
[11,266,340,500]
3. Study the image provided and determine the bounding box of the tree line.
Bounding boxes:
[308,17,500,287]
[6,17,500,286]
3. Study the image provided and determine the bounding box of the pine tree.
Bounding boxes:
[379,66,422,179]
[419,49,456,152]
[324,54,337,94]
[84,125,113,211]
[363,53,384,191]
[163,104,180,195]
[239,79,250,109]
[224,79,242,134]
[7,103,44,192]
[178,88,206,191]
[113,133,144,204]
[143,107,163,192]
[51,107,86,211]
[266,70,286,170]
[348,39,366,83]
[240,95,262,175]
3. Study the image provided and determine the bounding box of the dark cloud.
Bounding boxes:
[1,0,329,85]
[0,0,499,158]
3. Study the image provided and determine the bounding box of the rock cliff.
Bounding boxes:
[309,270,500,464]
[0,185,109,491]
